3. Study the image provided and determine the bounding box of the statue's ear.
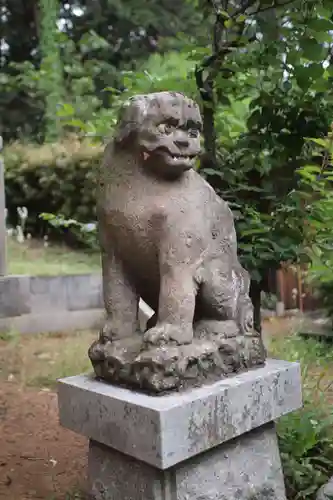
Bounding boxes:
[114,96,149,146]
[114,121,138,146]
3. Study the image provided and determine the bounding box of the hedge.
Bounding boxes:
[4,136,104,235]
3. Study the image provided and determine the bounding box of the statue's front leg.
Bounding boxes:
[143,228,198,346]
[100,247,140,342]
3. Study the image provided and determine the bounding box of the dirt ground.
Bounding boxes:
[0,383,87,500]
[0,317,298,500]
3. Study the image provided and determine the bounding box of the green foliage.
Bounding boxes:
[40,213,98,250]
[278,391,333,500]
[302,133,333,320]
[260,292,277,310]
[4,138,103,234]
[39,0,64,141]
[56,0,333,293]
[58,50,201,139]
[270,335,333,500]
[1,0,205,141]
[0,61,46,140]
[192,0,333,312]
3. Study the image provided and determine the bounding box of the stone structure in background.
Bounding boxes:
[0,136,6,276]
[88,91,265,393]
[58,92,303,500]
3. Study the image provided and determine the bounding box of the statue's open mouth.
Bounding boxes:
[142,148,199,169]
[166,153,197,167]
[170,154,196,160]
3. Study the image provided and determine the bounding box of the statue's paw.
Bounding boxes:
[99,321,116,342]
[144,323,193,346]
[238,305,254,336]
[99,320,138,342]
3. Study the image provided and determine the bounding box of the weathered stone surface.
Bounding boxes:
[89,90,266,391]
[88,423,286,500]
[88,324,265,393]
[0,309,105,335]
[0,275,30,317]
[29,276,68,312]
[65,274,103,311]
[317,477,333,500]
[0,273,151,335]
[58,359,302,469]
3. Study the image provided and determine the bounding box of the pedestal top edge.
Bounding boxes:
[58,358,300,411]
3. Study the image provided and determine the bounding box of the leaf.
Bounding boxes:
[201,168,224,178]
[218,10,229,18]
[224,19,234,28]
[56,103,74,117]
[307,62,325,81]
[308,18,333,32]
[300,38,325,62]
[295,67,312,90]
[236,14,247,23]
[241,227,269,237]
[299,164,322,174]
[64,119,88,131]
[306,137,328,148]
[315,5,332,18]
[310,30,333,43]
[102,86,121,94]
[218,95,231,106]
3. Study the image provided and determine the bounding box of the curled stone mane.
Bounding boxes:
[114,91,192,149]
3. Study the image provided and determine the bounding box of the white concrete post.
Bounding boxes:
[0,136,7,276]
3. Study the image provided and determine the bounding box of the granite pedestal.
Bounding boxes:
[58,359,302,500]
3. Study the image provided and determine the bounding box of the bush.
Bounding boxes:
[278,383,333,500]
[4,136,103,236]
[270,335,333,500]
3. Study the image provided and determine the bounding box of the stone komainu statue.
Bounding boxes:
[89,91,265,392]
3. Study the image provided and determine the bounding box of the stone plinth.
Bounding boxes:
[58,359,302,499]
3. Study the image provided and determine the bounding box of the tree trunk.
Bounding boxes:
[250,280,262,334]
[202,79,217,169]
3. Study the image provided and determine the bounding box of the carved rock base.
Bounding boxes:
[88,324,266,393]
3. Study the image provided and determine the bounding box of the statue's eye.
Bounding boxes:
[189,129,199,138]
[157,123,173,134]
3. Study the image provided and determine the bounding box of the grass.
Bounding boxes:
[0,329,95,388]
[268,333,333,367]
[8,237,101,276]
[46,487,87,500]
[50,489,87,500]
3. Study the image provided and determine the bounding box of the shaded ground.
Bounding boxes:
[0,317,313,499]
